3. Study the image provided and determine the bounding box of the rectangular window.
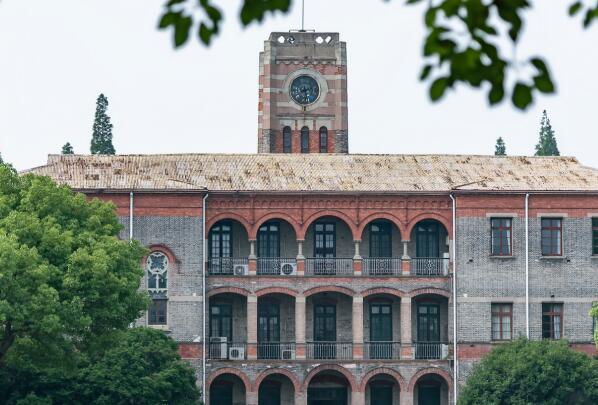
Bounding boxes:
[370,221,392,257]
[593,218,598,255]
[210,304,233,340]
[541,218,562,256]
[491,218,512,256]
[148,299,167,325]
[542,303,563,339]
[491,303,512,340]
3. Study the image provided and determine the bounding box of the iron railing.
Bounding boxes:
[304,258,354,276]
[256,342,296,360]
[256,258,297,276]
[414,341,449,359]
[207,340,247,360]
[207,258,249,276]
[363,341,401,359]
[306,341,353,360]
[362,258,402,276]
[410,257,449,276]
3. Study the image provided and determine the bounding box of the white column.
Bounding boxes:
[353,240,362,260]
[297,240,305,259]
[249,240,256,259]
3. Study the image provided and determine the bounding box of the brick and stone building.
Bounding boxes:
[28,31,598,405]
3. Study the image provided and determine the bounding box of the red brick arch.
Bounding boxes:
[144,244,178,273]
[407,367,453,393]
[206,212,252,235]
[357,213,406,239]
[207,286,251,298]
[250,212,301,240]
[255,286,298,297]
[253,368,301,393]
[207,367,251,393]
[359,367,407,392]
[301,364,359,392]
[304,285,356,298]
[360,287,406,299]
[300,210,359,240]
[405,213,452,238]
[408,287,451,299]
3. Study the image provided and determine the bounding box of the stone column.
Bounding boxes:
[247,294,258,359]
[296,240,305,276]
[351,391,365,405]
[295,392,307,405]
[352,296,363,359]
[295,296,306,359]
[353,240,362,276]
[246,391,259,405]
[400,391,414,405]
[400,296,413,359]
[401,240,411,276]
[248,239,257,276]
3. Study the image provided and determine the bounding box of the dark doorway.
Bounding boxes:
[416,220,440,258]
[308,387,347,405]
[418,384,440,405]
[259,381,281,405]
[314,304,336,359]
[417,303,440,342]
[369,302,392,359]
[258,302,280,359]
[370,382,393,405]
[210,383,233,405]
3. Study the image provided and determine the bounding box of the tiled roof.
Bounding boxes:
[24,153,598,193]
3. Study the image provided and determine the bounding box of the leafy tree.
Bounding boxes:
[156,0,598,110]
[0,153,3,164]
[0,164,147,368]
[535,110,560,156]
[90,94,115,155]
[458,339,598,405]
[494,137,506,156]
[61,142,74,155]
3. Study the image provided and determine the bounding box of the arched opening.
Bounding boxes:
[306,291,353,360]
[208,292,247,360]
[209,373,246,405]
[412,293,450,360]
[301,126,310,153]
[307,370,351,405]
[208,219,250,275]
[409,219,449,276]
[361,219,402,276]
[258,373,296,405]
[365,373,401,405]
[257,293,296,360]
[304,215,354,276]
[256,219,298,275]
[413,373,449,405]
[319,126,328,153]
[363,293,401,360]
[283,126,292,153]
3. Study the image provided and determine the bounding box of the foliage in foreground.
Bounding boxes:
[458,339,598,405]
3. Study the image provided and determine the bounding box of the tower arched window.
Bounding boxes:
[147,251,169,325]
[301,126,309,153]
[283,126,291,153]
[319,126,328,153]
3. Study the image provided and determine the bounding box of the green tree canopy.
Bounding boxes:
[535,110,560,156]
[458,339,598,405]
[494,137,506,156]
[90,94,115,155]
[0,164,146,367]
[61,142,74,155]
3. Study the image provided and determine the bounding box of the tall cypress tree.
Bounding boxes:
[62,142,74,154]
[494,137,506,156]
[90,94,115,155]
[535,110,560,156]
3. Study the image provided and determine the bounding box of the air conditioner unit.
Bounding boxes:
[441,344,449,359]
[229,346,245,360]
[279,261,297,276]
[281,349,296,360]
[210,337,228,359]
[233,264,249,276]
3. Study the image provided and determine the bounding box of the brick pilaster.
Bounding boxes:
[295,296,306,359]
[352,296,363,359]
[247,295,257,359]
[400,297,413,359]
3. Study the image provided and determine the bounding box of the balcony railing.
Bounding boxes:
[256,342,296,360]
[207,258,249,276]
[256,258,297,276]
[414,341,449,360]
[208,340,247,360]
[306,341,353,360]
[305,258,354,276]
[410,257,449,276]
[362,258,402,276]
[363,341,401,359]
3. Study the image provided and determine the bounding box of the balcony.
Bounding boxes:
[410,257,449,276]
[256,257,297,276]
[207,257,249,275]
[362,257,403,276]
[306,341,353,360]
[363,341,402,360]
[414,341,449,360]
[304,257,353,276]
[208,340,247,360]
[256,342,297,360]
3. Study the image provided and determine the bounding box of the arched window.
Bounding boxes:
[283,126,291,153]
[301,126,309,153]
[147,251,169,325]
[319,126,328,153]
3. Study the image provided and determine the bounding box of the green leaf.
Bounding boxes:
[488,83,505,105]
[534,74,555,93]
[569,1,583,16]
[173,15,192,47]
[530,57,549,75]
[420,65,433,80]
[158,11,178,29]
[512,82,533,110]
[425,6,439,28]
[430,77,449,101]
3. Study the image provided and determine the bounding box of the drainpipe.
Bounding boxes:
[129,192,134,241]
[449,193,458,404]
[202,192,209,404]
[525,193,530,339]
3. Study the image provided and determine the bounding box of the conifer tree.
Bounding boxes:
[61,142,74,154]
[90,94,115,155]
[535,110,560,156]
[494,137,506,156]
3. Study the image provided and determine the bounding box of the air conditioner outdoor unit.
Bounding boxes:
[441,344,449,359]
[279,261,297,276]
[228,346,245,360]
[210,337,228,359]
[233,264,249,276]
[281,349,296,360]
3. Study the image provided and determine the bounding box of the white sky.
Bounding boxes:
[1,1,597,171]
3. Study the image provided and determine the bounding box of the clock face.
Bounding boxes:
[290,75,320,105]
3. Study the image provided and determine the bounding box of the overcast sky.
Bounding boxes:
[1,1,597,171]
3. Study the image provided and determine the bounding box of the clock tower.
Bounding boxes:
[257,31,348,154]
